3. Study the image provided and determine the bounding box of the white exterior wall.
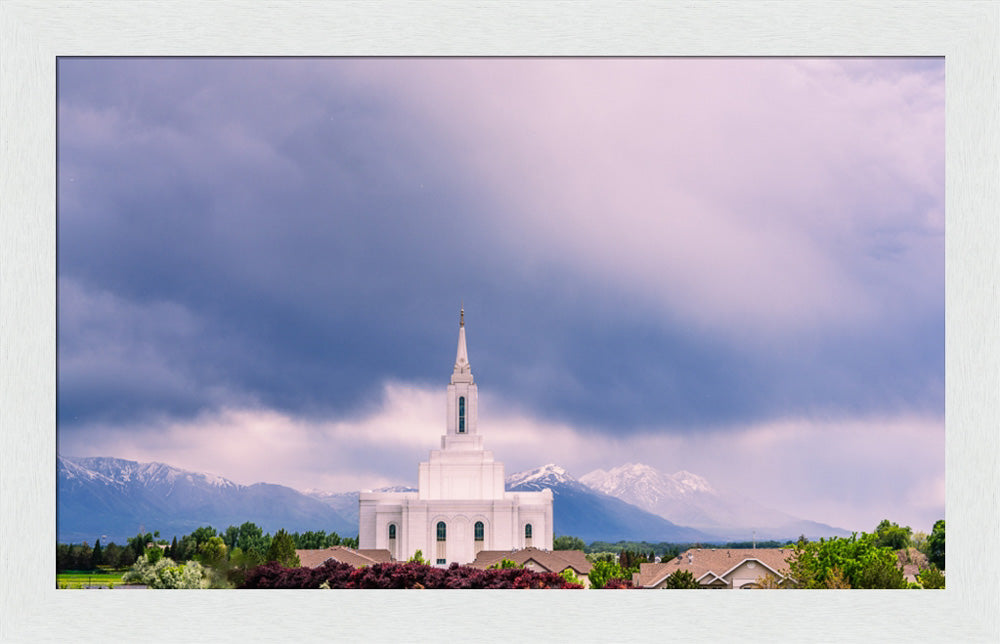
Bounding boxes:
[360,490,553,564]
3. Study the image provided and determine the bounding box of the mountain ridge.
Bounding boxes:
[578,462,850,541]
[58,455,356,543]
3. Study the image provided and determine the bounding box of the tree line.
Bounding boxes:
[554,535,798,559]
[57,523,359,573]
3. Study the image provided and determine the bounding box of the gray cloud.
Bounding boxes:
[57,58,944,444]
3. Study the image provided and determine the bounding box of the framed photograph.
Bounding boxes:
[3,2,996,642]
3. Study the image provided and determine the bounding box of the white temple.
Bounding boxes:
[358,309,553,565]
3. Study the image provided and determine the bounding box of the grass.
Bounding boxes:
[56,569,130,589]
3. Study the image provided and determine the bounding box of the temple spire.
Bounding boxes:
[453,306,472,381]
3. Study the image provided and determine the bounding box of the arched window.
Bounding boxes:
[458,396,466,433]
[436,521,447,541]
[388,524,396,540]
[474,521,484,541]
[524,524,532,539]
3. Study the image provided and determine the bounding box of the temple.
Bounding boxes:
[358,309,553,565]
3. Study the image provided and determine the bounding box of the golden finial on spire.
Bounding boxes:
[460,303,464,327]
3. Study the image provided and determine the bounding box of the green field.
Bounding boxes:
[56,570,131,589]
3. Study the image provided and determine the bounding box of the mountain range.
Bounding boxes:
[57,456,355,543]
[57,456,847,545]
[578,463,850,541]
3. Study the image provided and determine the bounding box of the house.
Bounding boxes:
[632,548,795,589]
[295,546,393,569]
[896,547,932,584]
[359,310,554,566]
[470,547,593,587]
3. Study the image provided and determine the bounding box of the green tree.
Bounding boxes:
[294,530,336,549]
[823,567,851,589]
[198,536,228,567]
[103,543,124,569]
[917,565,945,589]
[119,543,137,567]
[223,525,240,551]
[127,533,153,561]
[926,520,945,570]
[90,539,103,569]
[174,535,198,562]
[663,569,700,589]
[588,560,627,589]
[488,559,522,570]
[873,519,912,550]
[145,545,163,565]
[408,550,427,565]
[789,532,906,589]
[190,526,218,547]
[553,535,586,551]
[559,568,584,586]
[266,529,300,567]
[233,522,269,564]
[122,554,208,589]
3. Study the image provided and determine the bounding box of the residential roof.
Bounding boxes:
[295,546,393,569]
[633,548,794,588]
[469,547,592,574]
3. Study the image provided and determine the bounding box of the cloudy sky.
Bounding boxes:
[57,57,944,533]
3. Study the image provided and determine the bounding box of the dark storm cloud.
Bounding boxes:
[57,58,944,439]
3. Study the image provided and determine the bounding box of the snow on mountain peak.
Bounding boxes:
[505,463,574,489]
[61,455,239,490]
[671,470,714,493]
[579,462,717,507]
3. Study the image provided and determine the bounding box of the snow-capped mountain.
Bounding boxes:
[505,463,576,490]
[65,456,241,491]
[504,464,713,543]
[581,464,714,505]
[579,463,849,541]
[58,456,356,543]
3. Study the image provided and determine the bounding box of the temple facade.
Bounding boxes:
[358,310,553,565]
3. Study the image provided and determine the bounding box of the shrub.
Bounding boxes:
[918,566,945,589]
[122,554,208,588]
[241,560,583,589]
[559,568,583,586]
[589,559,629,589]
[663,569,700,589]
[602,576,634,589]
